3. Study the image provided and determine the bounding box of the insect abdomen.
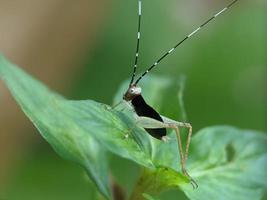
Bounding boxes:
[131,95,166,140]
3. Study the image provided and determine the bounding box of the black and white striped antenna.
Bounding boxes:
[132,0,238,85]
[129,0,142,86]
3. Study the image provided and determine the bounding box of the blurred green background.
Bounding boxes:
[0,0,266,199]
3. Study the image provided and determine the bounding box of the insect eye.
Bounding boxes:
[130,89,134,93]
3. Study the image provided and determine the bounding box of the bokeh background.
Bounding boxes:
[0,0,266,199]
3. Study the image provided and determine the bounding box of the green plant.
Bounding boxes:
[1,55,266,200]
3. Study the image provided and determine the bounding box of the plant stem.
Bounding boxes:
[111,176,126,200]
[129,169,158,200]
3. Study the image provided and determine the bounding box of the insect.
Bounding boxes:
[119,0,238,188]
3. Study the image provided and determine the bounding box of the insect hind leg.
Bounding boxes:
[136,116,197,188]
[166,122,198,189]
[176,122,192,162]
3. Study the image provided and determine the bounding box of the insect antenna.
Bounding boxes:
[134,0,238,85]
[129,0,142,86]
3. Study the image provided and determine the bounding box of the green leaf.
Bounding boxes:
[0,56,111,199]
[114,76,267,200]
[130,167,189,200]
[130,126,267,200]
[181,126,267,200]
[0,55,156,198]
[2,55,267,200]
[63,100,155,168]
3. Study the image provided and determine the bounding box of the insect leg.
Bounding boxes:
[136,116,197,188]
[176,122,192,162]
[166,123,197,189]
[162,117,192,161]
[112,100,123,109]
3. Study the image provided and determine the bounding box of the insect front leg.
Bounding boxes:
[111,100,135,113]
[112,100,123,109]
